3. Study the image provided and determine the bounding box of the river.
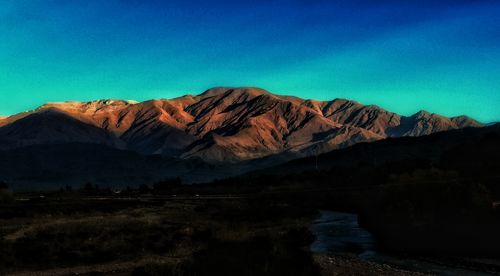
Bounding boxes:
[310,210,494,275]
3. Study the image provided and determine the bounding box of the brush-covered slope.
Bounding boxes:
[261,123,500,176]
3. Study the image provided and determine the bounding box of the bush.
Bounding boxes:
[380,169,492,221]
[359,168,499,255]
[0,184,13,203]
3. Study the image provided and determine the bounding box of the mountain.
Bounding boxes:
[0,87,482,164]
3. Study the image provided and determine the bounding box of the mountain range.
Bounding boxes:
[0,87,481,162]
[0,87,484,190]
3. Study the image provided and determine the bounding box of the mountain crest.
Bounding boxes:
[38,99,138,112]
[199,87,271,98]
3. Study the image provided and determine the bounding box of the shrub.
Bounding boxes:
[0,183,13,203]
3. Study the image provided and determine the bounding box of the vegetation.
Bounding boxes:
[0,181,13,203]
[0,191,319,275]
[360,168,500,256]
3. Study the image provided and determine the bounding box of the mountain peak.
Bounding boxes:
[199,87,271,98]
[38,99,137,113]
[450,115,482,128]
[42,99,137,107]
[412,110,432,117]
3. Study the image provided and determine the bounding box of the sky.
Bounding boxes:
[1,0,499,122]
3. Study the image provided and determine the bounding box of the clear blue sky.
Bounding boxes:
[1,0,499,122]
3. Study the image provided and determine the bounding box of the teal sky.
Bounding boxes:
[1,0,499,122]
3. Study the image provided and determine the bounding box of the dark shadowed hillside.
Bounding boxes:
[263,124,499,178]
[0,144,236,191]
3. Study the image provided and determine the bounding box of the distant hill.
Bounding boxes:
[0,143,245,191]
[259,123,500,182]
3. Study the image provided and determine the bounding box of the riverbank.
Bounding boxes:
[313,254,427,276]
[309,210,425,275]
[310,210,500,275]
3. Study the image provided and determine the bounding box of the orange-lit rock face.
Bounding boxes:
[0,87,482,163]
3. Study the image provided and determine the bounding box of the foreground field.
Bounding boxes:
[1,192,324,275]
[2,189,497,275]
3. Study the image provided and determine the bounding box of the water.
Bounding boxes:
[310,210,494,275]
[310,211,377,258]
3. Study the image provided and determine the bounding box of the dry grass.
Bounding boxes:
[0,196,319,276]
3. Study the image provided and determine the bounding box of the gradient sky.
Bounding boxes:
[1,0,499,122]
